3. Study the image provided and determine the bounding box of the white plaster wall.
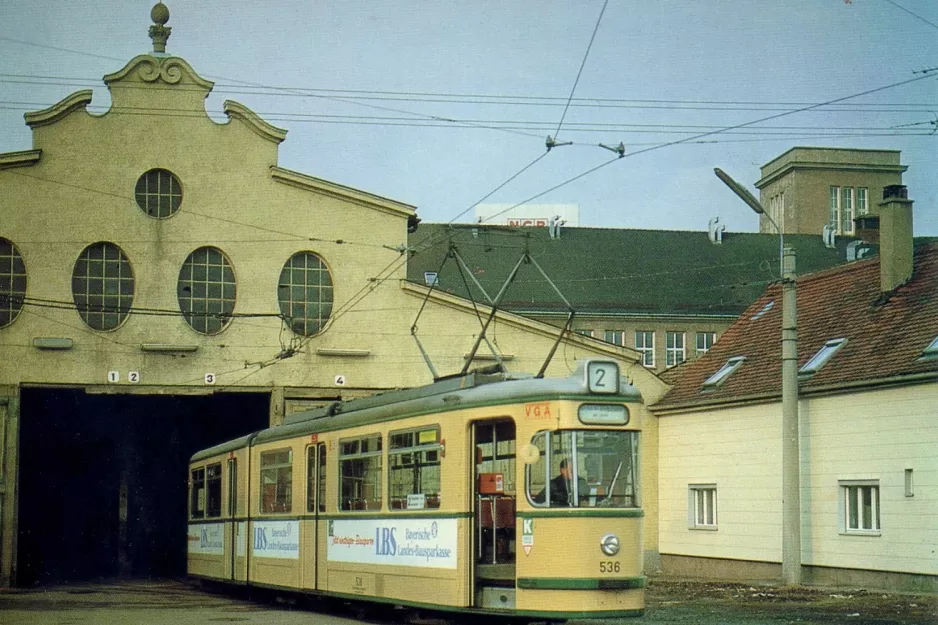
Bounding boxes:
[658,404,782,562]
[801,384,938,575]
[658,382,938,576]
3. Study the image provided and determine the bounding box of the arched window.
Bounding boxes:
[0,238,27,328]
[72,242,134,330]
[178,247,236,334]
[278,252,333,336]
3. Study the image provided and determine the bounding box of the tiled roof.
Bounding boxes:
[407,224,862,318]
[652,242,938,411]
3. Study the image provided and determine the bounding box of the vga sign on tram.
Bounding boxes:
[327,519,458,569]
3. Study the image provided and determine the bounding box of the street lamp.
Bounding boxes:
[714,167,784,277]
[714,168,801,586]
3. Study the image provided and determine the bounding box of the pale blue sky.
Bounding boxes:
[2,0,936,234]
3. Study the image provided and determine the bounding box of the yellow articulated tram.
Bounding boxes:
[187,359,645,621]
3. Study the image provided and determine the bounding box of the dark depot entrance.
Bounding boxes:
[16,390,268,586]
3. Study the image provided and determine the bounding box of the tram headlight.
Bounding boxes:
[600,533,620,556]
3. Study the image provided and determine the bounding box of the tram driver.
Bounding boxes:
[535,458,590,506]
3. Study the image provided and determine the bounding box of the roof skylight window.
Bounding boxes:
[919,335,938,361]
[702,356,745,390]
[751,300,774,321]
[799,338,847,377]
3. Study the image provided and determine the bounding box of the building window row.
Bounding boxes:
[830,186,869,236]
[0,237,333,337]
[688,480,882,535]
[582,329,717,369]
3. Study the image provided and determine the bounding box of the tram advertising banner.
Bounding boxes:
[252,520,300,559]
[328,519,457,569]
[187,523,224,555]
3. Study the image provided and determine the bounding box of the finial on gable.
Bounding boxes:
[149,3,172,54]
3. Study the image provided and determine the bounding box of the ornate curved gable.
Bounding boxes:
[103,54,214,92]
[24,90,94,128]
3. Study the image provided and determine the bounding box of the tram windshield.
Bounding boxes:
[527,430,639,508]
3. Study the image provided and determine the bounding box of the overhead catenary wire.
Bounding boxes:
[3,73,935,111]
[3,101,931,139]
[878,0,938,31]
[478,67,938,226]
[554,0,608,140]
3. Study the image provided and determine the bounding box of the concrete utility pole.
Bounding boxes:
[714,168,801,585]
[780,246,800,585]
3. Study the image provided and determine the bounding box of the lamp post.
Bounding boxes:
[714,168,801,586]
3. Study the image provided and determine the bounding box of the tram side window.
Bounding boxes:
[339,434,383,511]
[389,426,442,510]
[260,448,293,513]
[190,467,206,519]
[206,463,222,518]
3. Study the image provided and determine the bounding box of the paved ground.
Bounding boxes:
[0,578,934,625]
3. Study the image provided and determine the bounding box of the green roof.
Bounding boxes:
[406,224,864,318]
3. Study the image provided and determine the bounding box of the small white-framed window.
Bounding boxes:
[800,338,847,377]
[702,356,745,389]
[839,480,880,535]
[688,484,717,529]
[604,330,624,346]
[695,331,716,357]
[576,329,595,338]
[666,331,685,367]
[635,331,655,367]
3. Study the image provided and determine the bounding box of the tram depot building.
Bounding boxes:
[1,10,935,592]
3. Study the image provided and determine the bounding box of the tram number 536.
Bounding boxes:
[599,561,621,573]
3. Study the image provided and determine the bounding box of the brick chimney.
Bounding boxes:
[854,214,880,245]
[878,185,913,293]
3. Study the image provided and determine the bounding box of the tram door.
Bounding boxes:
[302,442,326,590]
[226,458,245,582]
[471,419,517,609]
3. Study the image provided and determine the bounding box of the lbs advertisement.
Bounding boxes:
[328,518,457,569]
